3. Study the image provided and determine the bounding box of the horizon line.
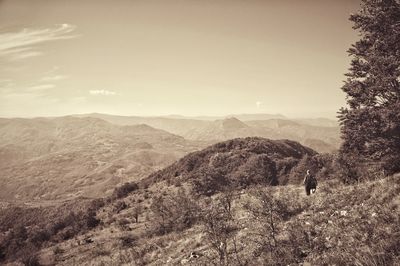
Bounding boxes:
[0,112,339,121]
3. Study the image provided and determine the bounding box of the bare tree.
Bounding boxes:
[202,193,241,266]
[244,191,283,260]
[132,204,142,223]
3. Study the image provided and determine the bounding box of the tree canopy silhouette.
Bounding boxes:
[338,0,400,175]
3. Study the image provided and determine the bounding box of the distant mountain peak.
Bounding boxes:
[219,117,248,130]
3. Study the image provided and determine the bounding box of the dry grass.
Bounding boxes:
[30,174,400,266]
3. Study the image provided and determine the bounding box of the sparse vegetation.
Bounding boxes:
[149,188,199,235]
[112,182,139,199]
[0,199,102,264]
[1,137,399,265]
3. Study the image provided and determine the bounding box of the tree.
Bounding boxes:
[132,204,142,223]
[150,189,199,235]
[338,0,400,176]
[202,198,237,266]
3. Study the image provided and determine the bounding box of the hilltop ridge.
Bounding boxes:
[144,137,316,194]
[75,113,340,153]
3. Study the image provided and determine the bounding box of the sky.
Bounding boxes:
[0,0,361,119]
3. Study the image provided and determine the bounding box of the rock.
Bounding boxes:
[189,251,200,259]
[300,250,308,258]
[84,237,93,244]
[325,242,333,248]
[340,210,347,216]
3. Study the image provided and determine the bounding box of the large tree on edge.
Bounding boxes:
[338,0,400,176]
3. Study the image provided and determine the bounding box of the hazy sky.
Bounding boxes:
[0,0,360,118]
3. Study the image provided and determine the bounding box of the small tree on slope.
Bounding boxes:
[338,0,400,176]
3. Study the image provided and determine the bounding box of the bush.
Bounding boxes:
[150,188,199,235]
[132,205,142,223]
[112,182,139,199]
[86,211,100,228]
[192,168,230,196]
[113,201,128,213]
[0,201,101,264]
[89,198,105,211]
[21,253,41,266]
[201,199,238,265]
[119,235,136,248]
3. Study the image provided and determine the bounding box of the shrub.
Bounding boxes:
[113,201,128,213]
[86,211,100,229]
[119,235,136,248]
[89,198,105,211]
[53,246,63,255]
[0,201,101,264]
[112,182,139,199]
[30,230,51,245]
[201,200,238,266]
[21,253,41,266]
[150,188,199,235]
[192,168,230,196]
[132,205,142,223]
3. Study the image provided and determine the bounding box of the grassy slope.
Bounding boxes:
[37,174,400,266]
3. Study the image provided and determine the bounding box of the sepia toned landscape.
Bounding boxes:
[1,0,399,265]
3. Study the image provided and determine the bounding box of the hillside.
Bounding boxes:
[0,138,398,265]
[15,171,399,265]
[144,137,317,194]
[77,113,341,153]
[0,117,204,201]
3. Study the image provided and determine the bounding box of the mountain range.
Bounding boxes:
[75,113,341,153]
[78,113,341,153]
[0,116,204,201]
[0,113,340,202]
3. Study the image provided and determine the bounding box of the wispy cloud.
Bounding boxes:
[0,24,78,61]
[26,84,56,91]
[89,89,117,96]
[41,75,68,82]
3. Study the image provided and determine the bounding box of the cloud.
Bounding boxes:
[89,89,117,96]
[256,101,262,109]
[26,84,56,91]
[0,24,78,61]
[0,79,14,87]
[41,75,68,81]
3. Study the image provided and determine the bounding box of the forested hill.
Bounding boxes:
[143,137,317,194]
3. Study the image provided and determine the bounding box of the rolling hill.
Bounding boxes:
[143,137,317,193]
[0,116,204,201]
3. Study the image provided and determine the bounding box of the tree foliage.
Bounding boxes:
[338,0,400,175]
[149,188,199,235]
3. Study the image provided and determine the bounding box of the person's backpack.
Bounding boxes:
[309,176,317,189]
